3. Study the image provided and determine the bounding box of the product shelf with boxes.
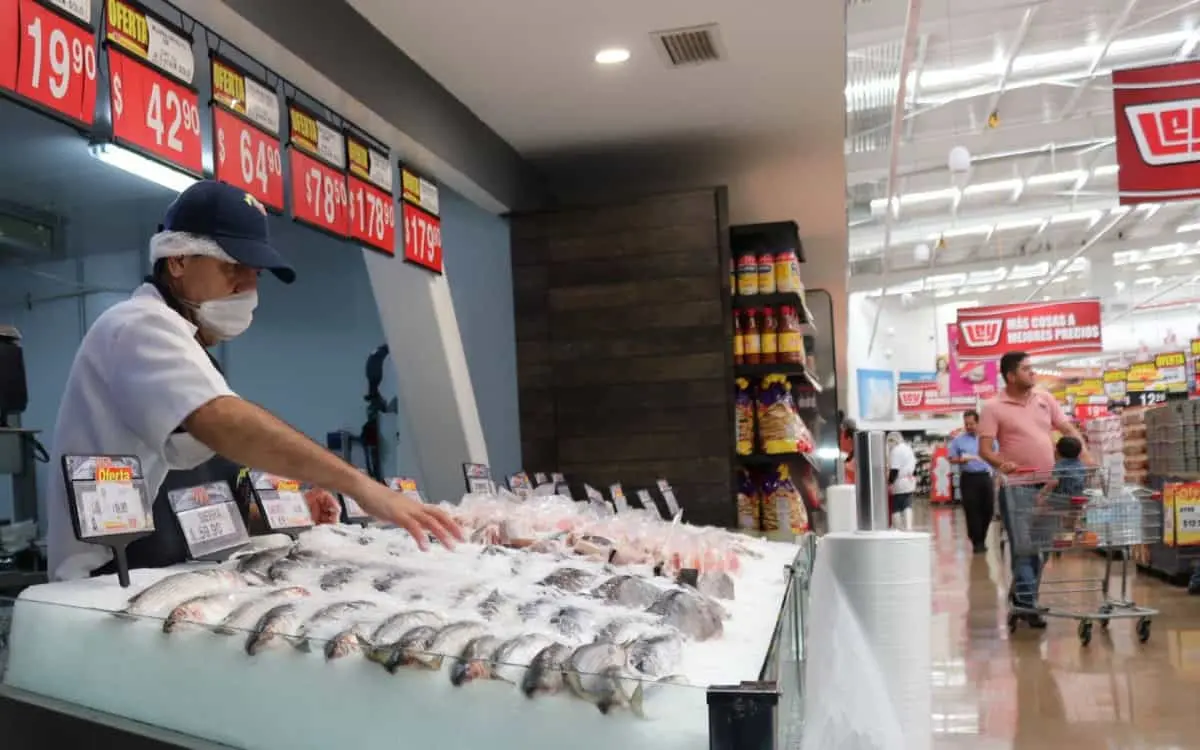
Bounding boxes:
[1141,401,1200,584]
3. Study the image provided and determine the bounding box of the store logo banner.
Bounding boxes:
[955,299,1103,361]
[1113,61,1200,205]
[947,323,998,398]
[896,381,977,415]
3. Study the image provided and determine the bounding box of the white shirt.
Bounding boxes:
[889,441,917,495]
[47,284,235,580]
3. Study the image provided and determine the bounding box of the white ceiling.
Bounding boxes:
[344,0,840,156]
[846,0,1200,317]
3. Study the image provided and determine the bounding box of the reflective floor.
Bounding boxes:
[927,503,1200,750]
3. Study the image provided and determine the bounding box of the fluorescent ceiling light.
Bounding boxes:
[936,225,991,239]
[967,267,1007,284]
[934,289,955,298]
[1113,250,1140,266]
[1011,280,1031,288]
[925,273,967,289]
[1052,257,1089,274]
[885,280,924,295]
[1093,165,1120,177]
[595,48,631,64]
[963,179,1022,196]
[1027,170,1086,186]
[994,217,1044,231]
[1135,263,1154,271]
[1134,276,1163,285]
[971,284,994,293]
[1050,210,1102,226]
[1144,244,1183,261]
[90,144,196,193]
[1177,222,1200,233]
[1009,262,1049,280]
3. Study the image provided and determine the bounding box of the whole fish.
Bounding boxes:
[646,590,724,641]
[595,616,667,645]
[163,592,248,634]
[565,642,644,717]
[119,569,248,619]
[421,621,488,671]
[266,557,305,583]
[366,625,438,673]
[235,547,293,583]
[550,606,595,641]
[592,575,661,609]
[324,622,375,661]
[449,635,501,686]
[517,597,557,622]
[245,603,304,655]
[694,571,736,601]
[539,567,595,593]
[477,590,516,620]
[368,610,445,645]
[372,570,416,593]
[293,600,379,652]
[319,566,361,592]
[490,633,555,685]
[521,642,572,697]
[216,587,311,636]
[628,633,683,678]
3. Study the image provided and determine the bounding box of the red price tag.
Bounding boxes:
[290,148,349,235]
[214,108,284,211]
[348,177,395,254]
[14,0,97,126]
[1,0,17,92]
[108,49,202,174]
[403,202,443,273]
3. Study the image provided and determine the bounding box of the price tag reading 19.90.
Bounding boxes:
[13,0,98,126]
[288,102,349,236]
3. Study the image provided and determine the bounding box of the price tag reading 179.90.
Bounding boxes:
[108,49,203,174]
[403,201,443,273]
[14,0,98,126]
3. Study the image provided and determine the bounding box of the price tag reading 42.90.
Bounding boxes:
[14,0,98,127]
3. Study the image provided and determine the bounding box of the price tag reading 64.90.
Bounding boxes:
[214,108,283,210]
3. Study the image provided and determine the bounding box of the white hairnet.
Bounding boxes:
[886,431,903,445]
[149,231,238,265]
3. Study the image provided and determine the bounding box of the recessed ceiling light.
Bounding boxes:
[595,48,631,64]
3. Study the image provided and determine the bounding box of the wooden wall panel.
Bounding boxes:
[510,189,735,527]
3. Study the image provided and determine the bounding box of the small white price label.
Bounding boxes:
[636,489,654,509]
[657,479,682,519]
[609,484,629,513]
[343,495,369,517]
[79,482,147,537]
[263,490,314,530]
[179,503,238,544]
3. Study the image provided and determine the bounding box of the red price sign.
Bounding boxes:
[348,178,395,254]
[108,49,202,174]
[214,108,284,211]
[403,202,443,273]
[1,0,18,92]
[13,0,98,126]
[290,148,348,235]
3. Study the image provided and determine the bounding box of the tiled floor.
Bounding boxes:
[927,504,1200,749]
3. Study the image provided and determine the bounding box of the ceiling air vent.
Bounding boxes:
[651,24,723,67]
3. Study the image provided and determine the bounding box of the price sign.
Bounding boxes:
[62,455,154,540]
[247,471,314,534]
[211,57,283,210]
[462,462,494,494]
[657,479,682,519]
[636,489,654,510]
[1166,482,1200,546]
[12,0,98,127]
[288,102,348,236]
[400,165,443,274]
[346,131,395,254]
[339,493,370,524]
[584,484,612,513]
[168,482,249,560]
[387,476,422,501]
[609,483,630,513]
[533,472,549,487]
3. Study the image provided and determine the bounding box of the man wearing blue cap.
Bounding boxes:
[47,180,462,580]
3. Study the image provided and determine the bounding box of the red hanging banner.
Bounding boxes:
[345,131,395,255]
[211,56,284,211]
[287,101,349,237]
[400,165,443,274]
[0,0,17,93]
[955,298,1103,361]
[1112,61,1200,205]
[11,0,98,127]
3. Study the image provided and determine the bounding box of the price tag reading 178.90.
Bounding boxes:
[346,132,395,255]
[14,0,98,126]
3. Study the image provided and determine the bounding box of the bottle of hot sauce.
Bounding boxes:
[744,308,762,365]
[778,306,804,365]
[733,310,745,365]
[760,306,778,365]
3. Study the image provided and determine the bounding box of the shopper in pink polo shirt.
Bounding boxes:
[978,351,1091,627]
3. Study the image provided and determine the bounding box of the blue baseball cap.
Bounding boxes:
[162,181,295,284]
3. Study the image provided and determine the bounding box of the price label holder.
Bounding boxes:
[636,489,655,510]
[399,164,443,273]
[239,470,314,538]
[555,483,573,499]
[584,484,613,514]
[167,481,250,562]
[462,462,494,495]
[508,471,534,499]
[287,100,349,238]
[387,476,424,502]
[104,0,202,175]
[61,454,154,587]
[656,478,683,521]
[210,55,284,211]
[346,128,396,255]
[9,0,98,127]
[609,483,630,514]
[533,472,550,487]
[338,493,371,526]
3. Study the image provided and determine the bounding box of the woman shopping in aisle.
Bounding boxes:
[888,432,917,530]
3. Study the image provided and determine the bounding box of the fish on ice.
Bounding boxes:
[448,635,501,686]
[292,600,379,652]
[216,586,311,636]
[521,642,572,698]
[245,603,305,655]
[119,569,249,619]
[564,642,645,717]
[646,589,724,641]
[163,592,250,634]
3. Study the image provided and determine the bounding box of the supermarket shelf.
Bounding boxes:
[732,293,817,332]
[734,364,822,392]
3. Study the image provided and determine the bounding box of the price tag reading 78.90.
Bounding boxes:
[14,0,98,126]
[108,49,203,174]
[403,202,442,273]
[290,148,349,235]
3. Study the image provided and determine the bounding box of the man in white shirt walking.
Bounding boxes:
[888,431,917,530]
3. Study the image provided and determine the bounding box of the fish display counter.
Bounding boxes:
[0,495,809,750]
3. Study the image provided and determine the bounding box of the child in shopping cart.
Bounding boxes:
[1037,437,1089,556]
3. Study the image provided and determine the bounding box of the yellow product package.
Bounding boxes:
[735,378,755,456]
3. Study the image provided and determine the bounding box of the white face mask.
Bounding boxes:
[193,290,257,341]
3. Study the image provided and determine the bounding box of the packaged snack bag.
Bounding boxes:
[735,378,755,456]
[736,469,760,531]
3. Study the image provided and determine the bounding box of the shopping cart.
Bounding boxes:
[999,466,1162,645]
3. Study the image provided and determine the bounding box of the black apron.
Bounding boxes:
[93,277,245,576]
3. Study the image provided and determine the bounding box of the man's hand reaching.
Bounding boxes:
[356,482,464,550]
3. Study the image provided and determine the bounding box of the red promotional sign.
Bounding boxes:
[211,57,283,211]
[346,132,395,255]
[1,0,16,92]
[403,202,443,273]
[108,50,202,174]
[955,299,1103,361]
[13,0,97,126]
[290,148,348,235]
[897,381,977,414]
[1113,61,1200,205]
[1192,339,1200,398]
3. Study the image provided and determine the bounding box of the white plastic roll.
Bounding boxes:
[825,484,858,533]
[805,531,932,750]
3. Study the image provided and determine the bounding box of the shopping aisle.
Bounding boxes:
[923,504,1200,750]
